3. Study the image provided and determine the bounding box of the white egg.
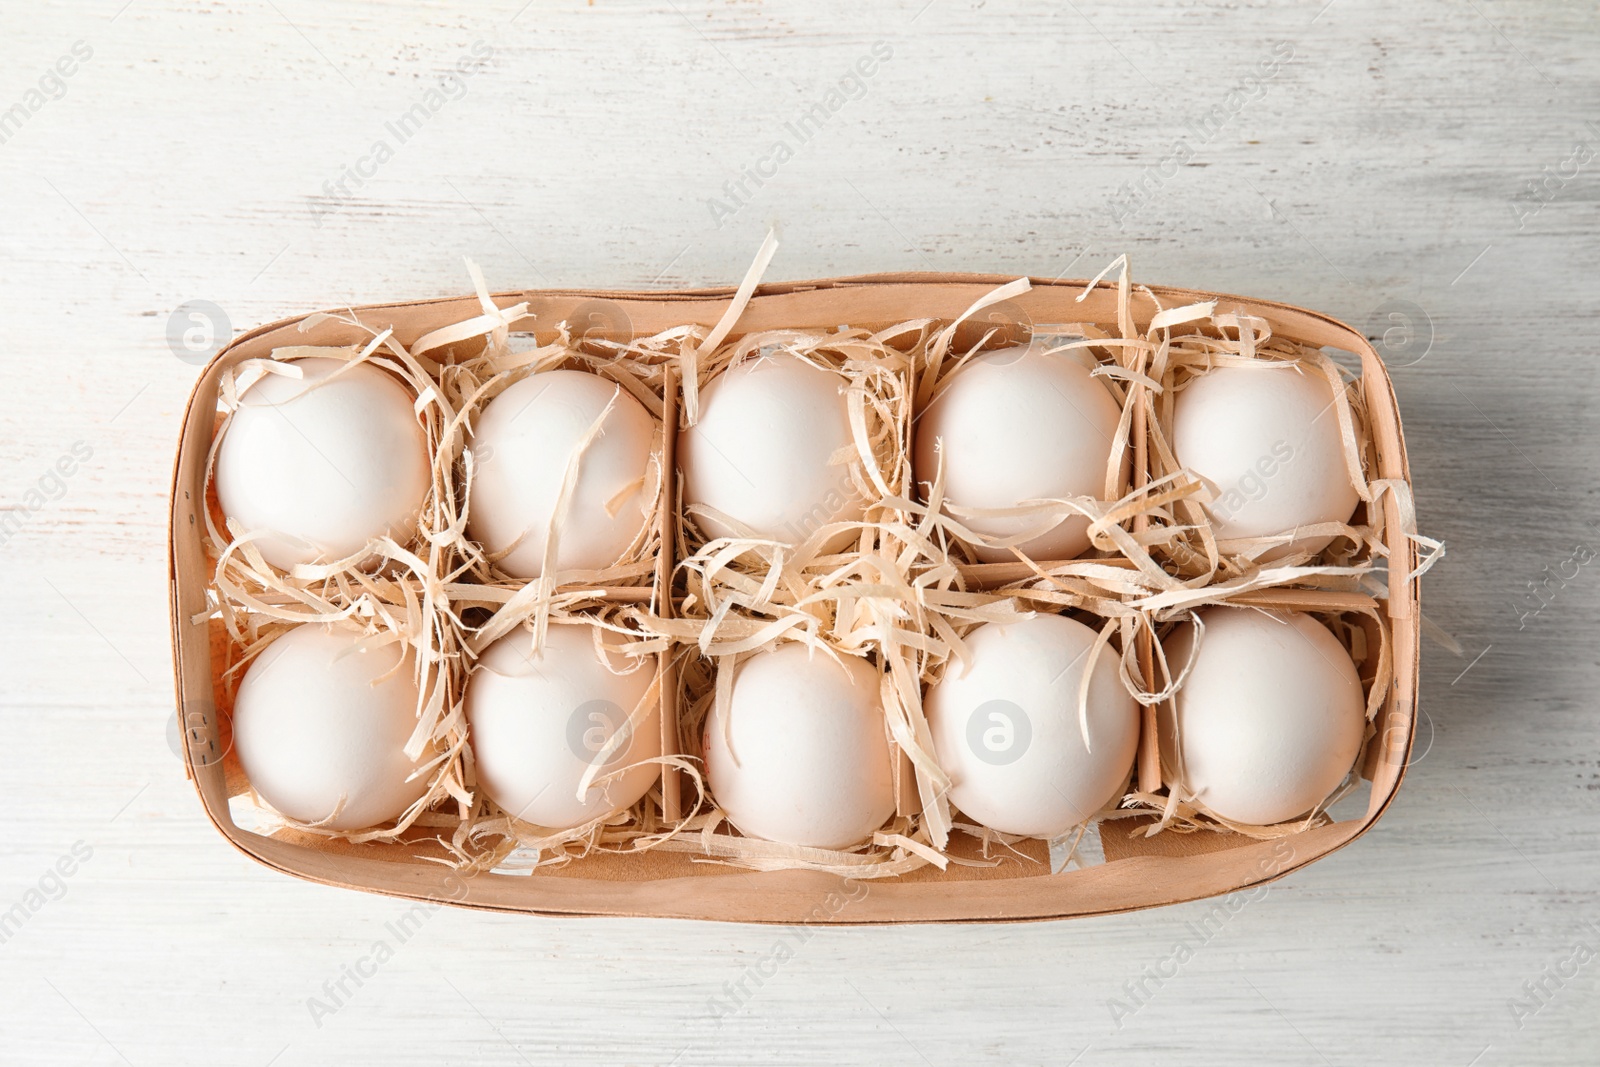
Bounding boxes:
[232,624,430,831]
[215,357,431,571]
[913,344,1123,562]
[926,614,1138,837]
[1159,607,1366,826]
[467,369,656,579]
[705,644,895,850]
[1171,363,1359,558]
[679,353,865,545]
[466,623,660,830]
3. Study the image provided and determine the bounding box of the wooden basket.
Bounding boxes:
[169,273,1420,923]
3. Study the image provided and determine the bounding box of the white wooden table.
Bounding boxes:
[2,1,1595,1063]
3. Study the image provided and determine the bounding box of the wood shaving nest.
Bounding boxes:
[202,241,1440,875]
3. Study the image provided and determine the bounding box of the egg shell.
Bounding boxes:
[467,369,656,580]
[1170,363,1360,559]
[913,345,1123,562]
[214,357,431,571]
[926,614,1138,837]
[231,624,430,831]
[679,353,866,546]
[705,644,895,850]
[466,623,660,830]
[1159,607,1366,826]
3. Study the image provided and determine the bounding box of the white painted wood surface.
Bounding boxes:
[2,1,1596,1063]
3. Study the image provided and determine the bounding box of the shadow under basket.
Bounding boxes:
[169,273,1421,924]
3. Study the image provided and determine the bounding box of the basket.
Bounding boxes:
[169,272,1421,923]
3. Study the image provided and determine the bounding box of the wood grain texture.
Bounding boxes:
[1,0,1596,1063]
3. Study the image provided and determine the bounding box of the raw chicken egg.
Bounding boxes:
[232,624,430,831]
[467,369,656,579]
[466,623,660,830]
[1170,362,1359,558]
[679,353,865,545]
[913,343,1123,562]
[1159,607,1366,826]
[926,614,1138,837]
[705,644,895,850]
[214,356,431,571]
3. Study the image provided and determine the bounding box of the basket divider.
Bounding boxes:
[656,364,683,822]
